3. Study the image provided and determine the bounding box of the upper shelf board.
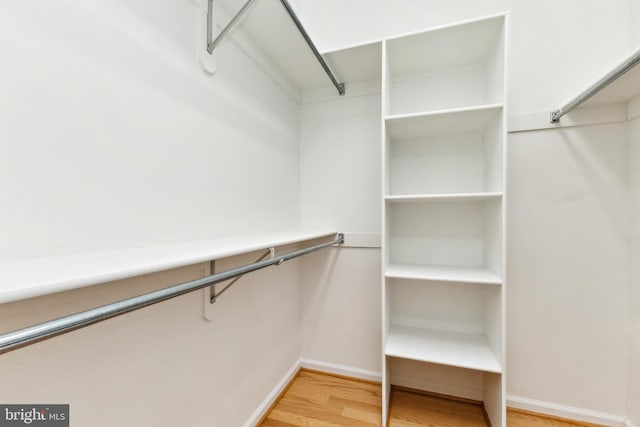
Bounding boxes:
[217,0,381,92]
[0,229,337,304]
[386,14,505,79]
[581,46,640,107]
[386,104,503,139]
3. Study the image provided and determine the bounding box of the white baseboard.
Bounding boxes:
[243,359,302,427]
[507,395,626,427]
[300,358,382,383]
[625,417,639,427]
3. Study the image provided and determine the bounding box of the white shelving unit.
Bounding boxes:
[381,14,508,427]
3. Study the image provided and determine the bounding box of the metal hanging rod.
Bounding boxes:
[550,49,640,123]
[0,234,344,355]
[206,0,345,96]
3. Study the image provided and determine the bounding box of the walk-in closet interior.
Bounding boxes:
[0,1,639,426]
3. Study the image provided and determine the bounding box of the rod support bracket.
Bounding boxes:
[337,233,345,244]
[550,110,561,123]
[338,83,346,96]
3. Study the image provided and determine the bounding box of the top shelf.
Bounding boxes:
[217,0,382,97]
[0,229,337,304]
[581,46,640,107]
[386,15,506,79]
[384,14,506,116]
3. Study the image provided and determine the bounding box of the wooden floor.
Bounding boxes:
[259,370,604,427]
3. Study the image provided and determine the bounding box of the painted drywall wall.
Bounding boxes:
[507,123,629,417]
[0,0,300,262]
[0,257,302,427]
[300,247,382,374]
[0,0,304,425]
[628,116,640,426]
[298,93,382,373]
[632,0,640,47]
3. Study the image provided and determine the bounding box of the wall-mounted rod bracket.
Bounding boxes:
[210,247,274,303]
[207,0,258,54]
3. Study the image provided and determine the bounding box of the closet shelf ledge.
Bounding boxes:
[0,229,337,305]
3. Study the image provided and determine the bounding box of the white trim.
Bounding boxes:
[507,395,626,427]
[300,358,383,383]
[340,232,382,248]
[243,359,302,427]
[625,417,639,427]
[508,104,627,133]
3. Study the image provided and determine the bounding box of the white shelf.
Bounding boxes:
[385,323,502,373]
[582,45,640,107]
[385,192,502,203]
[385,104,503,139]
[386,15,506,78]
[386,264,501,285]
[385,15,505,115]
[224,0,381,92]
[0,229,337,304]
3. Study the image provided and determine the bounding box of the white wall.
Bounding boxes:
[0,1,304,425]
[298,94,382,373]
[0,0,300,262]
[508,123,629,416]
[632,0,640,47]
[628,115,640,426]
[0,256,301,427]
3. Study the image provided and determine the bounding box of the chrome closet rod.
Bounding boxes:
[206,0,345,96]
[0,234,344,355]
[550,49,640,123]
[277,0,345,96]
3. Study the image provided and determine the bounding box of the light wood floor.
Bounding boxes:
[259,370,603,427]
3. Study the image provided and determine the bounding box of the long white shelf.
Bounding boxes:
[386,264,501,285]
[385,323,502,373]
[581,45,640,107]
[0,229,337,304]
[385,192,502,203]
[385,104,503,139]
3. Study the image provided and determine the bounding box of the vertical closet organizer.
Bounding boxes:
[381,15,508,426]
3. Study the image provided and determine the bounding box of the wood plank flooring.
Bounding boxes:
[258,370,604,427]
[260,370,382,426]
